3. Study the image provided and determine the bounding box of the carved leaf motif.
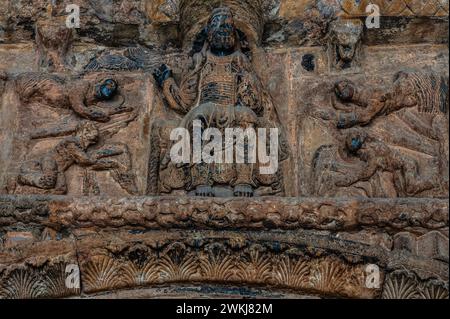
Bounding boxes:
[198,247,236,281]
[121,259,160,286]
[0,269,44,299]
[235,248,272,283]
[44,263,80,298]
[83,255,123,292]
[419,282,449,299]
[382,273,419,299]
[309,259,347,294]
[273,256,310,288]
[159,254,199,281]
[0,263,79,299]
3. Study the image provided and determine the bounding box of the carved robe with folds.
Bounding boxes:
[159,48,289,196]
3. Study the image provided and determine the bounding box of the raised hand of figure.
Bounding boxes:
[87,106,111,123]
[153,64,173,87]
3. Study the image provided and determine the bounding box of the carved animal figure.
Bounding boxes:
[328,19,363,70]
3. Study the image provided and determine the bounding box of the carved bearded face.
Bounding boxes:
[207,8,236,53]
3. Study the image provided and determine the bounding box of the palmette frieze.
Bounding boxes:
[0,231,447,299]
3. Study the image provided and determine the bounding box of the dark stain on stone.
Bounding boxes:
[301,54,315,72]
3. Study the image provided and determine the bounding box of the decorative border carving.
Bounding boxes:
[3,195,446,232]
[0,240,79,299]
[79,242,375,298]
[382,270,449,299]
[1,230,448,299]
[338,0,449,17]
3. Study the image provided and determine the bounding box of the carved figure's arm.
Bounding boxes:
[68,142,96,166]
[334,81,388,128]
[162,76,199,114]
[237,70,263,114]
[335,143,388,187]
[154,63,200,114]
[69,81,111,122]
[337,97,386,128]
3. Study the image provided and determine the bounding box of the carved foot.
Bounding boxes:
[234,184,254,197]
[195,185,214,197]
[18,174,56,190]
[406,179,435,196]
[38,175,57,189]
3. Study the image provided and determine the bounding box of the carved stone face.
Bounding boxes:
[331,20,363,65]
[335,79,356,102]
[336,33,358,63]
[207,8,236,53]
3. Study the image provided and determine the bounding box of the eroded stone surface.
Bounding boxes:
[0,0,448,299]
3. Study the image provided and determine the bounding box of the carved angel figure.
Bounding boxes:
[312,70,448,197]
[17,122,138,195]
[312,130,438,197]
[15,73,133,123]
[153,7,289,197]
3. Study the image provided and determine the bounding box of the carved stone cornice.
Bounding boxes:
[1,195,447,232]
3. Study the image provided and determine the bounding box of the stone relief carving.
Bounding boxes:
[0,240,78,299]
[1,196,447,234]
[0,262,79,299]
[311,70,449,198]
[338,0,449,17]
[15,73,134,123]
[35,20,73,72]
[327,18,363,71]
[150,6,289,197]
[14,122,137,195]
[3,57,144,196]
[0,0,448,300]
[76,233,377,298]
[7,69,143,196]
[382,270,449,299]
[84,47,163,72]
[393,231,449,263]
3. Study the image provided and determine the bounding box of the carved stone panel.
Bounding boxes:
[0,0,448,300]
